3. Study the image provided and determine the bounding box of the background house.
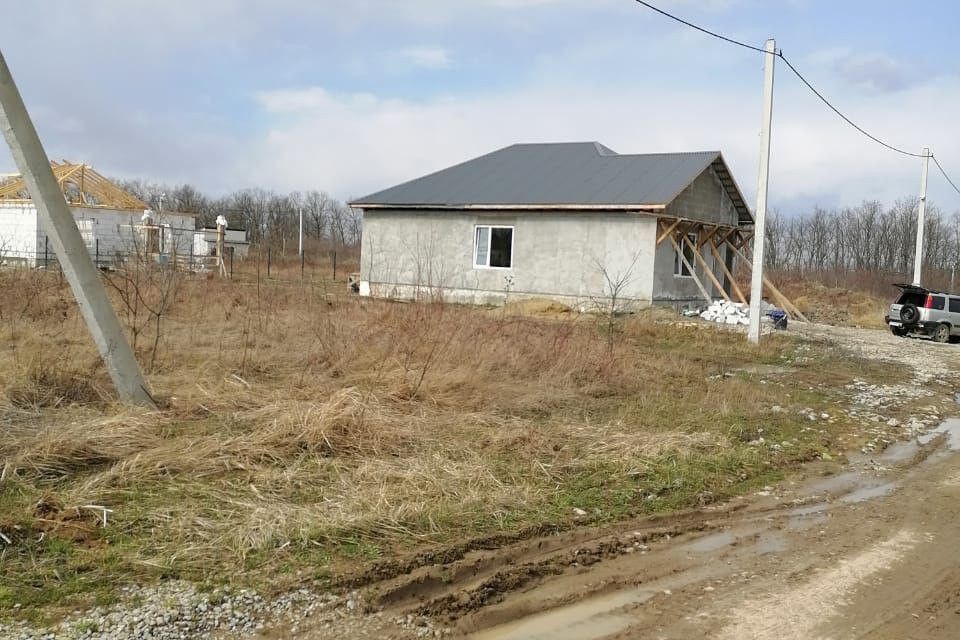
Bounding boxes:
[351,142,754,309]
[193,226,250,260]
[0,162,195,267]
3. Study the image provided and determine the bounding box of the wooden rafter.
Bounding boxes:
[656,218,683,246]
[683,234,729,302]
[668,233,712,303]
[0,160,148,210]
[707,237,747,304]
[697,225,721,248]
[724,239,809,322]
[714,227,739,249]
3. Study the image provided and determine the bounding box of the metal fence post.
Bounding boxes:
[44,235,48,268]
[229,247,234,279]
[332,250,336,281]
[95,238,99,268]
[267,246,271,278]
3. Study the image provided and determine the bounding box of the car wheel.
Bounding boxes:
[900,303,919,324]
[890,326,908,337]
[933,323,951,343]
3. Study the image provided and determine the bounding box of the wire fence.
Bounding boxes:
[1,239,361,290]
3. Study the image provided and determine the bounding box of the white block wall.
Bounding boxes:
[0,203,39,263]
[0,204,196,266]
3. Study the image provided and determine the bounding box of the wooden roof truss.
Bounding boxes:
[0,161,148,210]
[655,217,808,321]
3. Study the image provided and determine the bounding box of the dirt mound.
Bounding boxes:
[781,281,887,328]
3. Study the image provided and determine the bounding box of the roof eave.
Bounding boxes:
[712,153,753,224]
[350,202,667,212]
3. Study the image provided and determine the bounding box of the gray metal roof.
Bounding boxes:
[351,142,752,224]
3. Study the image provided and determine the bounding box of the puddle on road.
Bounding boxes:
[918,418,960,450]
[685,531,737,553]
[755,532,788,554]
[804,471,897,505]
[806,472,861,496]
[470,590,646,640]
[839,481,897,504]
[875,440,921,464]
[786,509,828,531]
[845,419,960,468]
[470,569,716,640]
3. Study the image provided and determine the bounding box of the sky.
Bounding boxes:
[1,0,959,214]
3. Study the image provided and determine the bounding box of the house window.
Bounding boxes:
[474,225,513,268]
[674,232,697,277]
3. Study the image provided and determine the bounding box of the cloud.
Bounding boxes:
[1,0,957,215]
[397,46,453,70]
[832,52,913,94]
[246,74,960,212]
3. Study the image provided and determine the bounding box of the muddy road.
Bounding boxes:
[290,324,960,640]
[463,420,960,640]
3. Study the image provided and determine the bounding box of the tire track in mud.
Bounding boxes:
[453,426,960,639]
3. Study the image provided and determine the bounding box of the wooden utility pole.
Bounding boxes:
[913,147,930,286]
[748,38,776,344]
[0,49,155,406]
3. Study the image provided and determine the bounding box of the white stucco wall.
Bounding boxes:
[360,209,658,309]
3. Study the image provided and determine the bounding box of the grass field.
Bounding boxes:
[0,264,899,621]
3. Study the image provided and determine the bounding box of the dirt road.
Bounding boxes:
[289,323,960,640]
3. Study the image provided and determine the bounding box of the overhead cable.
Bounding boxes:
[932,155,960,197]
[632,0,927,159]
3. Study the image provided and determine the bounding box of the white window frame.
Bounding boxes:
[673,231,698,278]
[473,224,515,269]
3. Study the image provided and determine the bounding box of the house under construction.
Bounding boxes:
[0,161,196,267]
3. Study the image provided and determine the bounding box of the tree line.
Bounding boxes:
[116,180,361,249]
[764,197,960,293]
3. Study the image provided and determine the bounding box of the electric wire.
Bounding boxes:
[632,0,928,159]
[632,0,768,53]
[932,155,960,197]
[775,53,925,158]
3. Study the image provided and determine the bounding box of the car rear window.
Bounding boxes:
[931,296,946,310]
[896,291,926,305]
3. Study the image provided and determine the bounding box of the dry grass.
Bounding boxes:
[0,267,897,613]
[778,280,889,329]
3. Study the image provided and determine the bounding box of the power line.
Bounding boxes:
[632,0,926,158]
[932,155,960,197]
[776,54,924,158]
[632,0,768,53]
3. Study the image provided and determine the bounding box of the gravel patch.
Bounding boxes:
[0,582,447,640]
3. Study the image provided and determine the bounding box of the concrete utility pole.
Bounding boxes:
[748,38,776,345]
[912,147,930,286]
[298,207,304,256]
[0,49,156,407]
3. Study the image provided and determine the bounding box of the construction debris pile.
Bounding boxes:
[687,299,787,329]
[699,300,750,325]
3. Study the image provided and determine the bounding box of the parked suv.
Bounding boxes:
[885,284,960,342]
